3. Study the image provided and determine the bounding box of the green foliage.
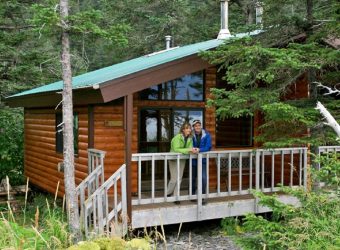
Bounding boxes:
[0,108,24,185]
[0,196,71,249]
[313,152,340,195]
[202,3,340,147]
[234,155,340,250]
[220,217,243,236]
[67,237,151,250]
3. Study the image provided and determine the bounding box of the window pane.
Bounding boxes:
[140,85,159,100]
[216,117,253,147]
[173,72,204,101]
[56,113,63,153]
[140,71,204,101]
[215,68,253,147]
[55,113,79,154]
[173,110,203,135]
[74,113,79,154]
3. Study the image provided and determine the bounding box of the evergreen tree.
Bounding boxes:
[202,0,340,147]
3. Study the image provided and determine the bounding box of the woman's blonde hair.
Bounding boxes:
[180,122,191,133]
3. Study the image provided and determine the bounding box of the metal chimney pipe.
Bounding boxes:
[165,35,172,49]
[218,0,231,39]
[255,2,263,25]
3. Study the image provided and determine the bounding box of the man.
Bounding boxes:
[191,120,212,204]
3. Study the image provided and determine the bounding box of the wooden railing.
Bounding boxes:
[83,164,127,238]
[76,149,106,235]
[131,147,308,206]
[316,145,340,170]
[87,149,106,174]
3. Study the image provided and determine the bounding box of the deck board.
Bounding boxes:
[131,193,298,229]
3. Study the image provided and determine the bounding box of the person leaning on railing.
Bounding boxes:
[191,119,212,205]
[167,122,196,204]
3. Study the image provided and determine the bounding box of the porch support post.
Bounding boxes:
[197,153,203,220]
[254,150,260,213]
[124,94,133,221]
[303,148,308,191]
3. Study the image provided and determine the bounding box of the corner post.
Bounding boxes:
[124,94,133,222]
[197,153,203,220]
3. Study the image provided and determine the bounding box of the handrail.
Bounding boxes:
[88,148,106,174]
[76,149,106,236]
[76,165,104,225]
[316,145,340,170]
[83,163,127,238]
[131,147,309,217]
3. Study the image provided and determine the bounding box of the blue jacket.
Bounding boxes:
[192,129,212,167]
[192,129,212,153]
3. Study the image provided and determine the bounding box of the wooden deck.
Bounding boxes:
[77,146,340,237]
[131,193,299,229]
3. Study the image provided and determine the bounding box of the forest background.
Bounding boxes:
[0,0,339,184]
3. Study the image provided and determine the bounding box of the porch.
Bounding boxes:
[76,146,340,237]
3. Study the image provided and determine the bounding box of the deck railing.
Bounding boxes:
[316,146,340,170]
[131,147,308,206]
[83,164,127,238]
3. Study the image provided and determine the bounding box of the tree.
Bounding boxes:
[30,0,130,240]
[59,0,81,241]
[202,0,340,147]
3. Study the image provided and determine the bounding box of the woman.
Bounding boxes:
[167,122,196,200]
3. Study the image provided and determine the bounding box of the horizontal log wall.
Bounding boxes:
[92,103,139,192]
[24,107,89,196]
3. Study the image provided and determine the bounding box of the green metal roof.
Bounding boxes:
[9,30,261,98]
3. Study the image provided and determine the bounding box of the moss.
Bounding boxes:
[67,241,100,250]
[93,237,126,250]
[126,238,151,250]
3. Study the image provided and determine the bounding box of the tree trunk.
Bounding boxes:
[306,0,313,26]
[60,0,81,242]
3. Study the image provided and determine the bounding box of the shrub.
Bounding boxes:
[230,153,340,250]
[0,108,24,185]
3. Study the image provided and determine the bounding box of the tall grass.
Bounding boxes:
[0,183,72,250]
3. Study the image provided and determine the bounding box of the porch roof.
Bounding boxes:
[6,30,261,106]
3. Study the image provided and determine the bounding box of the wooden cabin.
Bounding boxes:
[8,29,338,235]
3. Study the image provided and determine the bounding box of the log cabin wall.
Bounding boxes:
[24,107,89,196]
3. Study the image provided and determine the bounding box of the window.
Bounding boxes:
[139,108,203,184]
[56,113,79,154]
[139,108,203,153]
[140,71,204,101]
[215,69,253,147]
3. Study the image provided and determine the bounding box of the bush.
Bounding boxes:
[227,152,340,250]
[0,107,24,185]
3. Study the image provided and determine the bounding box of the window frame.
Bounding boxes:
[138,107,205,153]
[139,70,206,102]
[215,68,254,148]
[55,112,79,155]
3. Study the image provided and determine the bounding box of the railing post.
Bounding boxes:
[255,150,260,191]
[303,148,308,190]
[197,153,203,220]
[121,165,128,235]
[255,150,260,213]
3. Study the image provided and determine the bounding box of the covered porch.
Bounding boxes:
[75,146,340,237]
[130,147,307,228]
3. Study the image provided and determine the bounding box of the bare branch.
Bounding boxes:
[315,101,340,138]
[316,82,340,96]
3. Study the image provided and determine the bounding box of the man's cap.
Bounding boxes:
[192,119,201,126]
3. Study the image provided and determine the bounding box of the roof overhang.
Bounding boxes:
[98,54,211,102]
[6,54,212,108]
[6,87,104,108]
